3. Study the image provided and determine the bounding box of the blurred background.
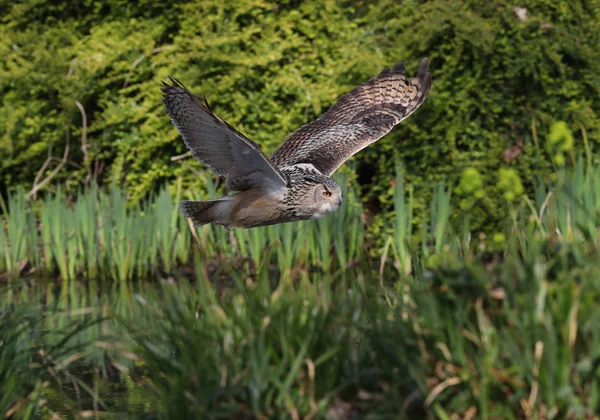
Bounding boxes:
[1,1,600,419]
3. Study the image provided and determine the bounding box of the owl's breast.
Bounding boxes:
[225,190,291,228]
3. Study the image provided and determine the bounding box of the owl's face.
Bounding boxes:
[311,182,343,219]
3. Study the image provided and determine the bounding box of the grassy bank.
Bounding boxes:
[1,173,367,283]
[1,160,600,418]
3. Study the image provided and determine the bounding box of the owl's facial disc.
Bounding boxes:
[311,183,343,219]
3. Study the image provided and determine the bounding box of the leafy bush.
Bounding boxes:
[1,0,599,232]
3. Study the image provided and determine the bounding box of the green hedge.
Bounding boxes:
[1,0,599,232]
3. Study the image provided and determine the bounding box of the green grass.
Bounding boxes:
[1,160,600,418]
[0,174,366,284]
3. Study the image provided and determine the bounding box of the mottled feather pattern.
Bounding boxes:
[276,164,342,218]
[270,58,432,175]
[163,58,431,228]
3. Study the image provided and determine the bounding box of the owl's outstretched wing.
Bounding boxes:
[162,79,288,192]
[270,58,432,176]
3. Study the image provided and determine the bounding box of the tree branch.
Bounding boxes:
[171,151,192,161]
[74,100,91,183]
[26,132,70,200]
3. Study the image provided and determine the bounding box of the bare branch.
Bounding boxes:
[66,58,77,79]
[31,146,54,199]
[51,157,83,169]
[26,133,70,201]
[74,100,91,183]
[94,159,105,182]
[171,151,192,161]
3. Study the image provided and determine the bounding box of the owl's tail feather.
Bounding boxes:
[179,199,229,227]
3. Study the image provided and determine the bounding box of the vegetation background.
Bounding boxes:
[2,0,598,231]
[1,0,600,418]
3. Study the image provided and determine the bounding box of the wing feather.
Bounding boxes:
[162,79,288,192]
[271,58,432,175]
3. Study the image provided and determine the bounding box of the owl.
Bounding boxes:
[162,58,432,228]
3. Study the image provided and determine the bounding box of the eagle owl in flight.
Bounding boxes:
[162,58,432,228]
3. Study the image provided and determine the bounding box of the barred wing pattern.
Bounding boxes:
[162,79,288,192]
[270,58,432,176]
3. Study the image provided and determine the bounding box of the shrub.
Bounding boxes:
[1,0,598,232]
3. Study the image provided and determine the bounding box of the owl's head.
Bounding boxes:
[308,176,343,218]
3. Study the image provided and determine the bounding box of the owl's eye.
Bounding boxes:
[323,191,331,198]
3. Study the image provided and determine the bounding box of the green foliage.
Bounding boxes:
[362,0,600,234]
[0,288,105,419]
[456,167,485,210]
[0,174,363,281]
[1,0,599,231]
[2,161,600,417]
[547,121,575,166]
[490,231,507,250]
[497,167,525,201]
[127,279,364,418]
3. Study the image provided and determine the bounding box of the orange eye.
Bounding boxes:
[323,191,331,197]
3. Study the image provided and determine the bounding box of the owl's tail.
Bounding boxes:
[179,199,231,227]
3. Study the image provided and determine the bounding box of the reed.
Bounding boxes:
[0,187,30,278]
[1,173,366,283]
[2,159,600,418]
[1,285,108,419]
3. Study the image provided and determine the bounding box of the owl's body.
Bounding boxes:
[180,164,342,228]
[162,58,432,228]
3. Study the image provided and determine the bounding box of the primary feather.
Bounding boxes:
[161,79,288,192]
[270,57,432,175]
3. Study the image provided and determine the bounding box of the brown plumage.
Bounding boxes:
[162,58,432,228]
[271,58,432,175]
